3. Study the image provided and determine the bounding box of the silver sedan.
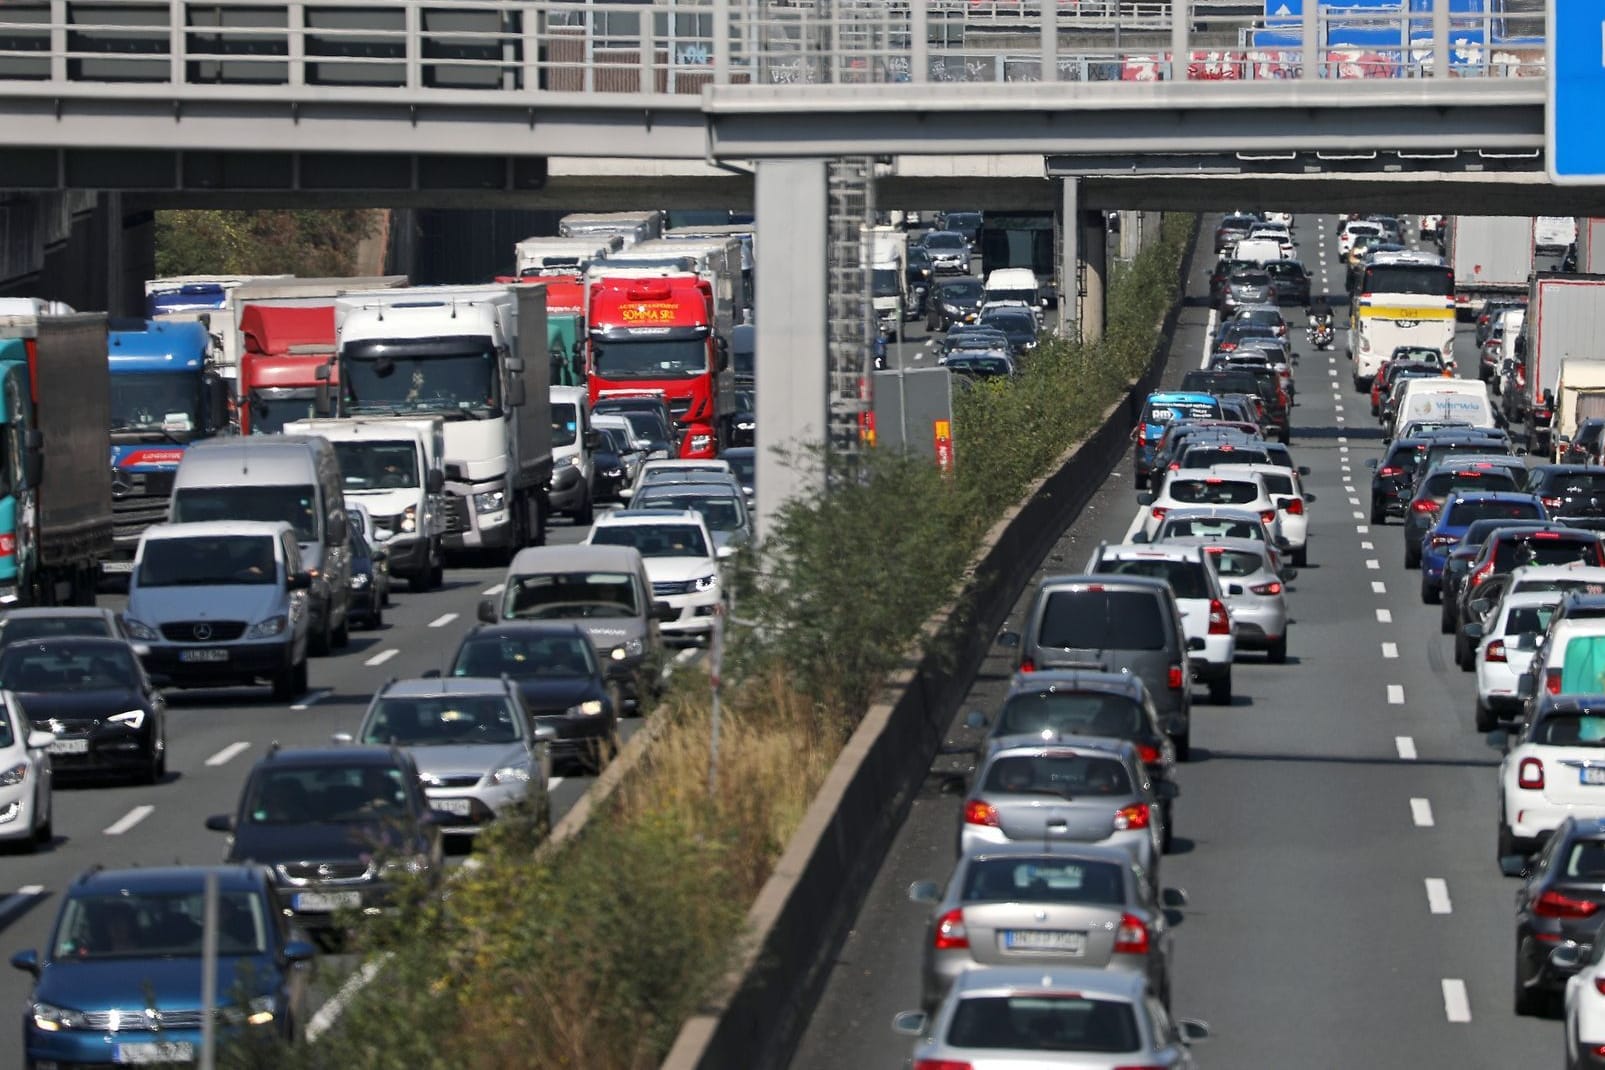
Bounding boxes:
[1165,535,1294,663]
[893,966,1210,1068]
[908,842,1186,1011]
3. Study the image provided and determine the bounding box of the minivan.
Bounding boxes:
[549,384,601,525]
[123,520,312,701]
[479,544,676,709]
[169,435,351,653]
[1000,575,1195,759]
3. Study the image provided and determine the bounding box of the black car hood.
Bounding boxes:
[16,688,146,725]
[513,675,607,711]
[227,821,410,866]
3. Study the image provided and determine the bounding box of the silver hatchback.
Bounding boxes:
[909,843,1186,1011]
[1165,535,1294,663]
[958,736,1173,885]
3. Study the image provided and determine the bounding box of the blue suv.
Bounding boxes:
[1418,492,1546,604]
[10,865,313,1067]
[1134,392,1222,489]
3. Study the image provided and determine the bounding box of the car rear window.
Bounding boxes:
[1184,448,1270,469]
[996,691,1144,738]
[948,996,1140,1054]
[1421,471,1519,498]
[982,753,1133,798]
[1445,499,1543,526]
[1205,547,1267,578]
[961,858,1126,906]
[1168,480,1260,506]
[1532,712,1605,747]
[1094,558,1211,600]
[1504,606,1556,637]
[1162,517,1261,540]
[1424,445,1511,472]
[1038,589,1167,651]
[1544,474,1605,496]
[1494,537,1604,571]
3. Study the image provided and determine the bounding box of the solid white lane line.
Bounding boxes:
[1411,798,1435,826]
[1396,736,1418,760]
[364,649,400,667]
[1377,608,1393,623]
[1388,684,1405,704]
[104,805,155,836]
[307,955,390,1042]
[204,741,250,767]
[290,689,332,711]
[1366,559,1380,570]
[1200,308,1218,369]
[1425,878,1453,915]
[1361,540,1373,550]
[481,583,505,597]
[1442,979,1472,1023]
[428,613,458,628]
[1382,642,1399,658]
[1372,581,1386,594]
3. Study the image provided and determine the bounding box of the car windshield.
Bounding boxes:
[551,402,580,448]
[939,279,984,301]
[996,691,1144,738]
[1230,272,1270,287]
[137,535,278,587]
[635,491,743,532]
[0,617,110,646]
[333,441,418,491]
[591,338,708,380]
[171,484,318,543]
[589,523,709,559]
[984,753,1133,798]
[1094,558,1210,600]
[51,891,268,960]
[1445,499,1542,525]
[925,233,966,250]
[343,347,500,416]
[1040,590,1166,651]
[0,643,137,692]
[1168,480,1259,506]
[1161,517,1261,540]
[871,268,901,298]
[504,571,639,619]
[961,858,1126,906]
[243,764,411,825]
[453,633,597,679]
[108,371,201,434]
[947,996,1141,1053]
[362,695,522,746]
[1207,547,1268,578]
[723,453,755,486]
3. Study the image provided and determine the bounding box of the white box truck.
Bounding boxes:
[1447,216,1535,316]
[1520,274,1605,455]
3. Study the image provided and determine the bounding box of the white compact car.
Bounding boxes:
[1564,937,1605,1070]
[584,508,726,641]
[1137,469,1281,546]
[1472,591,1562,733]
[1210,463,1312,567]
[1499,696,1605,859]
[0,691,53,850]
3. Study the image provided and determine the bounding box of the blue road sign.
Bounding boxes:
[1549,0,1605,185]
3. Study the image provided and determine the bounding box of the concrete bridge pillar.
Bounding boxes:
[752,158,830,543]
[1059,178,1107,346]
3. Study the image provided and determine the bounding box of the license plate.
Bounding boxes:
[117,1042,194,1064]
[101,561,133,574]
[294,891,360,912]
[179,648,229,663]
[1001,930,1086,954]
[47,738,88,755]
[433,797,472,816]
[1582,767,1605,786]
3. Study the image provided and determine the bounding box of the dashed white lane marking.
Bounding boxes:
[1337,414,1347,423]
[1382,642,1399,658]
[104,805,155,836]
[1425,878,1453,915]
[1357,525,1368,534]
[290,689,332,711]
[1442,979,1472,1023]
[1328,368,1337,376]
[481,583,505,597]
[364,648,400,667]
[1411,798,1435,826]
[0,885,45,922]
[308,955,390,1042]
[1388,684,1405,704]
[1361,540,1373,550]
[1366,559,1380,570]
[18,884,42,895]
[428,613,459,628]
[205,741,250,767]
[1372,581,1387,594]
[548,776,566,791]
[1340,445,1350,453]
[1349,496,1361,505]
[1338,436,1348,443]
[1377,608,1393,623]
[1396,735,1418,759]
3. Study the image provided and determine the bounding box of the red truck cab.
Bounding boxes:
[237,305,337,434]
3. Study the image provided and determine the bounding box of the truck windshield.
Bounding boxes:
[591,338,706,379]
[342,348,499,417]
[332,442,418,491]
[109,372,200,435]
[171,485,318,543]
[137,535,278,587]
[246,389,320,435]
[871,269,901,298]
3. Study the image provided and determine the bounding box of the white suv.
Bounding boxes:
[1085,542,1237,704]
[583,509,723,642]
[1137,469,1282,547]
[1472,591,1561,733]
[1211,462,1313,567]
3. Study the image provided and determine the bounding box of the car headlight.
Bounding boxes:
[610,637,646,661]
[400,504,418,534]
[474,489,506,515]
[565,455,584,470]
[246,615,287,639]
[490,763,531,784]
[0,761,26,787]
[32,1001,89,1032]
[693,573,719,592]
[108,709,146,731]
[567,699,605,717]
[123,618,158,641]
[351,572,370,589]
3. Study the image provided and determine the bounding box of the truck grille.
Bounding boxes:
[159,621,247,642]
[442,495,470,535]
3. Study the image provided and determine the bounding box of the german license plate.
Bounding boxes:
[117,1042,194,1064]
[433,797,472,816]
[47,738,88,755]
[1581,767,1605,786]
[1001,930,1086,954]
[294,891,360,912]
[101,561,133,574]
[179,648,229,663]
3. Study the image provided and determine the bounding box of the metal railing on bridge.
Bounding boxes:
[0,1,1548,104]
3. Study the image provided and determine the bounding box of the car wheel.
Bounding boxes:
[1454,631,1472,669]
[1476,700,1498,734]
[35,796,51,847]
[1267,635,1288,664]
[1405,543,1421,570]
[293,658,309,695]
[370,602,384,630]
[1421,576,1441,605]
[1279,428,1292,446]
[1514,944,1545,1017]
[1208,670,1231,705]
[409,571,430,594]
[310,612,332,657]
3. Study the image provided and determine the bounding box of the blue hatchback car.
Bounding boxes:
[1134,392,1223,489]
[11,865,313,1067]
[1419,491,1546,603]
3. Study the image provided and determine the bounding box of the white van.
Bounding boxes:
[1392,379,1495,434]
[983,268,1044,322]
[549,385,598,525]
[1233,237,1289,264]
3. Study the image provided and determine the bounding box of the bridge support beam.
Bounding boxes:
[1058,178,1106,345]
[752,158,829,543]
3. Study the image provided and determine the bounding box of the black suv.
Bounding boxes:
[1526,464,1605,517]
[205,745,446,934]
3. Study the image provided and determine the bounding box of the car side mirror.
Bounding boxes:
[1136,492,1155,506]
[654,600,678,622]
[1187,637,1207,652]
[281,939,317,965]
[1130,531,1149,544]
[426,469,445,494]
[9,949,38,976]
[1517,673,1535,699]
[1298,465,1311,475]
[330,732,355,744]
[1178,1019,1212,1044]
[420,669,442,680]
[1161,886,1190,909]
[1463,622,1485,639]
[478,598,499,624]
[964,710,988,730]
[1303,492,1316,503]
[286,571,312,591]
[891,1010,928,1037]
[1156,780,1180,800]
[25,729,54,750]
[204,813,234,833]
[907,880,941,904]
[996,631,1021,649]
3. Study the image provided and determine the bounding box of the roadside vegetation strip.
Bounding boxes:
[226,215,1196,1070]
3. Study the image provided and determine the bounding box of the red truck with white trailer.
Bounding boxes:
[237,305,338,434]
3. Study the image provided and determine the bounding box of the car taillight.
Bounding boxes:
[1137,424,1148,445]
[1412,499,1441,514]
[1208,599,1231,635]
[1250,580,1282,595]
[1471,560,1494,587]
[1151,507,1168,521]
[1594,977,1605,997]
[915,1062,974,1070]
[933,909,969,950]
[0,533,14,558]
[1535,890,1599,919]
[1518,757,1545,790]
[1284,497,1304,516]
[1378,465,1402,478]
[1114,803,1151,831]
[1260,509,1277,525]
[964,800,1000,827]
[1486,640,1507,663]
[1429,534,1457,547]
[1167,665,1185,690]
[1114,913,1151,955]
[1137,743,1161,764]
[1543,497,1563,510]
[1020,658,1036,673]
[1546,668,1563,695]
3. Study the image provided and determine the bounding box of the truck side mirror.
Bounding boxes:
[21,428,42,490]
[426,469,444,494]
[204,374,229,434]
[584,428,602,450]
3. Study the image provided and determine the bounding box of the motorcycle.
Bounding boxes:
[1306,319,1335,351]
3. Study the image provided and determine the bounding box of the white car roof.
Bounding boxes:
[139,520,293,543]
[1095,542,1207,563]
[590,508,705,529]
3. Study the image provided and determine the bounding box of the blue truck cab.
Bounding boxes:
[105,319,227,576]
[1134,392,1223,489]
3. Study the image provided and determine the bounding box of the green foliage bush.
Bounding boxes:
[154,209,382,277]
